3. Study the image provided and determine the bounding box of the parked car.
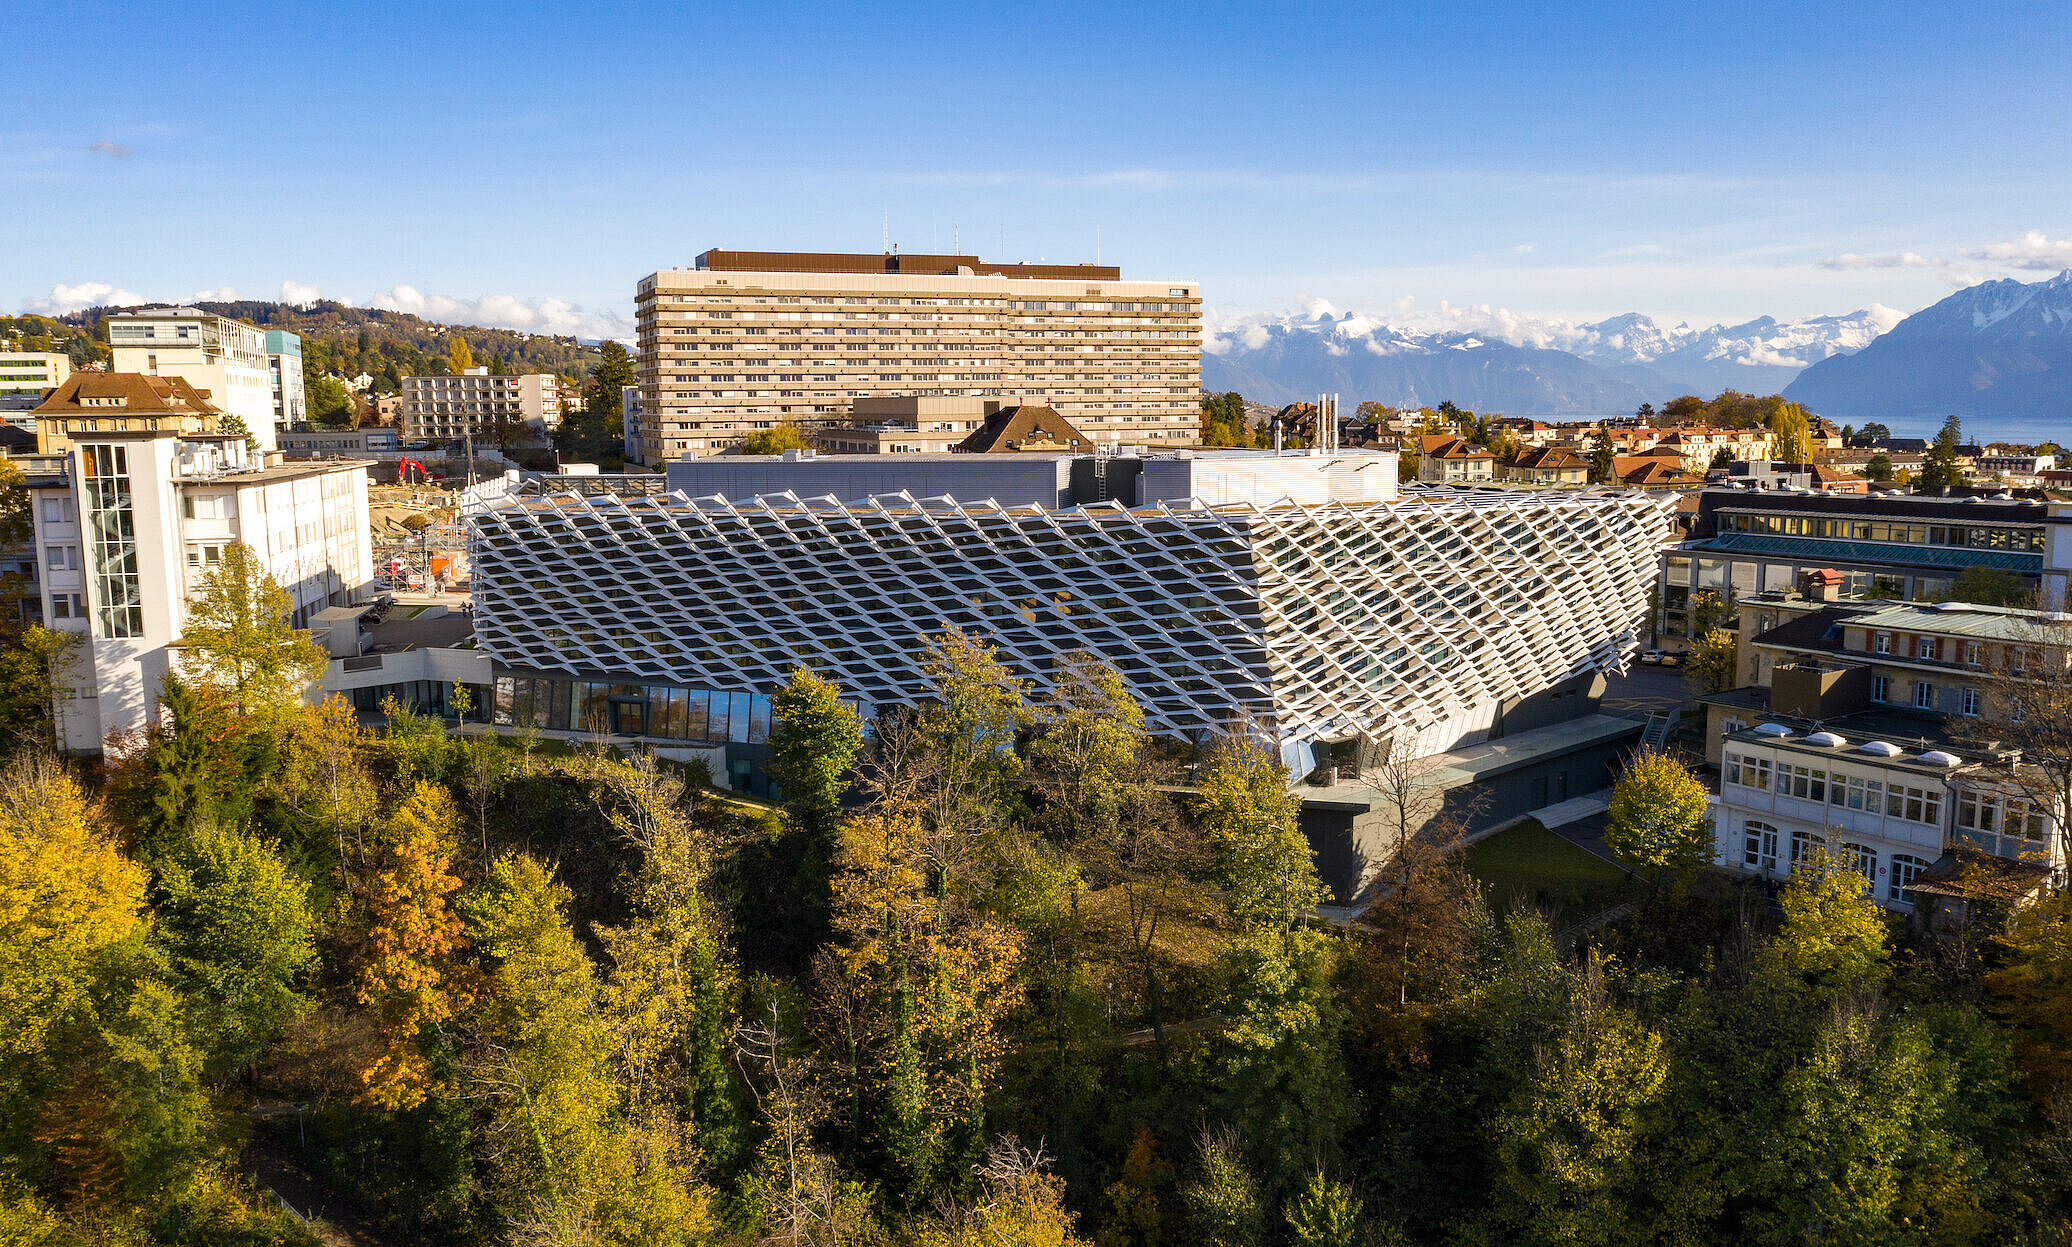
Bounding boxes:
[1639,649,1666,665]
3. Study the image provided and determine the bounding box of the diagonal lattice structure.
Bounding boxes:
[468,485,1673,753]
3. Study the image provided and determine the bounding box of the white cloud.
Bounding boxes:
[1818,251,1948,270]
[1735,344,1809,368]
[367,284,629,340]
[1513,243,1535,254]
[89,139,132,159]
[22,281,148,316]
[193,286,240,302]
[279,280,321,307]
[1964,230,2072,271]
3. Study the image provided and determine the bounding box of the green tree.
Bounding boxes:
[739,425,806,454]
[1194,735,1325,933]
[1767,846,1888,999]
[766,667,863,965]
[1918,416,1967,492]
[1219,927,1350,1199]
[1682,626,1738,696]
[0,626,82,756]
[915,628,1030,848]
[180,544,327,720]
[1487,958,1668,1247]
[1939,565,2035,608]
[1603,749,1713,890]
[556,340,639,464]
[1181,1128,1265,1247]
[305,375,354,429]
[1863,452,1896,482]
[1285,1171,1364,1247]
[1589,428,1616,483]
[1026,651,1144,841]
[463,852,711,1244]
[152,821,317,1077]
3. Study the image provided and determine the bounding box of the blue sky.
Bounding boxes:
[10,0,2072,340]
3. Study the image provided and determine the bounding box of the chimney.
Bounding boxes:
[1801,568,1845,602]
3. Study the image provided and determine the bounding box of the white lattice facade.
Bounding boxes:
[469,486,1671,755]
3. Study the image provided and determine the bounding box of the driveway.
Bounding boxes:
[1602,664,1692,718]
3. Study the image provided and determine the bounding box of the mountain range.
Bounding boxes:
[1784,271,2072,426]
[1202,305,1897,415]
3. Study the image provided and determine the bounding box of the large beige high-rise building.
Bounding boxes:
[630,250,1202,461]
[400,368,564,446]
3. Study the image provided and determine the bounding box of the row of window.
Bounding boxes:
[1723,752,1945,826]
[492,676,778,744]
[1739,820,1931,903]
[1716,512,2046,552]
[656,296,1196,311]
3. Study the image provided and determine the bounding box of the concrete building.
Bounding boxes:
[401,369,563,446]
[23,375,372,753]
[1657,487,2071,642]
[630,249,1202,461]
[810,396,1004,455]
[265,330,305,427]
[0,352,70,426]
[1702,603,2071,909]
[106,308,291,452]
[278,426,402,458]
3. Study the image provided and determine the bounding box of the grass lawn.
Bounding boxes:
[1463,818,1633,918]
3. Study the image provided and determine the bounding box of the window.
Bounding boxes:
[1871,674,1891,703]
[39,497,72,524]
[1914,681,1934,709]
[1789,829,1826,871]
[1884,784,1943,827]
[44,545,75,570]
[1961,688,1982,717]
[1724,752,1771,791]
[1873,631,1892,654]
[1916,635,1938,661]
[1783,764,1828,802]
[50,593,82,619]
[1889,854,1931,904]
[1963,641,1983,667]
[1742,821,1779,873]
[1829,773,1884,811]
[1842,841,1877,887]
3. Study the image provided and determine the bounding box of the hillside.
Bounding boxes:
[1785,270,2072,425]
[38,300,602,392]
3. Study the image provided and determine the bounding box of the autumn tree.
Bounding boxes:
[355,781,469,1110]
[0,753,147,1068]
[179,543,326,720]
[914,627,1030,867]
[1682,627,1739,696]
[588,751,745,1171]
[1181,1127,1265,1247]
[447,334,473,375]
[913,1136,1091,1247]
[463,852,712,1244]
[824,801,1025,1206]
[1603,749,1713,891]
[280,694,378,877]
[1988,891,2072,1080]
[1765,846,1889,999]
[740,425,807,454]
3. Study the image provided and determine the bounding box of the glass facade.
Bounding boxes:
[80,444,144,638]
[491,673,777,745]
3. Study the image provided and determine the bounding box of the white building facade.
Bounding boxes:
[107,308,296,452]
[0,351,70,426]
[24,429,372,753]
[401,369,563,445]
[468,453,1669,768]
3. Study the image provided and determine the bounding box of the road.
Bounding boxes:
[1601,663,1693,718]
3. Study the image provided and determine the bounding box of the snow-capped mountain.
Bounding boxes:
[1784,270,2072,424]
[1202,302,1896,414]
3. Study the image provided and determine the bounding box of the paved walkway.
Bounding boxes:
[1531,789,1610,831]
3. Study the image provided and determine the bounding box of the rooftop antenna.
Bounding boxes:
[1096,225,1101,265]
[954,224,960,254]
[882,210,889,255]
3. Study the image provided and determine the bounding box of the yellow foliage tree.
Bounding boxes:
[1987,892,2072,1081]
[0,754,147,1065]
[448,335,473,375]
[354,781,469,1109]
[1767,846,1889,999]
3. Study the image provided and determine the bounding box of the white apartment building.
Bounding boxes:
[25,373,372,753]
[631,249,1203,462]
[401,368,563,446]
[265,330,306,427]
[0,352,70,426]
[107,307,300,452]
